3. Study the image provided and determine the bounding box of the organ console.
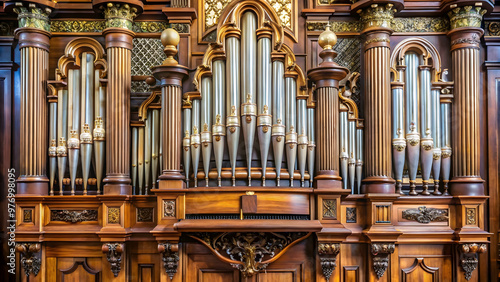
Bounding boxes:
[1,0,499,281]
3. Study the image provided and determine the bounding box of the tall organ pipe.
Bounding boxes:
[241,12,257,186]
[94,70,105,194]
[131,126,138,194]
[431,87,442,195]
[272,58,285,186]
[404,53,420,195]
[226,34,241,187]
[212,59,226,187]
[191,99,201,187]
[200,76,212,187]
[183,106,192,187]
[339,110,348,190]
[48,99,57,195]
[67,69,81,195]
[419,66,433,196]
[256,30,272,186]
[348,119,356,193]
[138,126,144,194]
[144,111,152,194]
[285,76,297,186]
[355,126,363,192]
[80,53,95,195]
[307,108,315,187]
[441,100,452,195]
[296,99,308,187]
[56,89,68,195]
[151,109,160,188]
[392,68,405,195]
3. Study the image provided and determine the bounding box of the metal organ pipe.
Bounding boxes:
[138,126,145,194]
[296,99,308,187]
[392,67,405,194]
[212,59,226,187]
[285,77,297,186]
[80,52,95,195]
[49,96,57,196]
[404,52,420,195]
[348,119,356,193]
[256,30,272,186]
[241,11,257,186]
[339,110,348,190]
[191,99,201,187]
[183,106,192,187]
[272,58,285,186]
[151,109,160,189]
[56,89,68,195]
[419,65,433,195]
[226,34,241,187]
[431,86,442,195]
[67,69,81,195]
[307,108,315,187]
[132,127,138,194]
[200,76,212,187]
[144,111,152,194]
[355,126,363,192]
[94,70,105,195]
[440,95,452,195]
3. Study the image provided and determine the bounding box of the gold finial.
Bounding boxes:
[58,137,66,146]
[290,125,295,132]
[231,105,236,115]
[193,126,198,135]
[263,105,269,114]
[216,114,221,124]
[246,93,252,103]
[318,23,337,50]
[161,28,180,65]
[185,130,190,138]
[277,118,282,124]
[203,123,208,131]
[50,139,56,147]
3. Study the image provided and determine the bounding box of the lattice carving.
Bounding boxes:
[132,38,166,76]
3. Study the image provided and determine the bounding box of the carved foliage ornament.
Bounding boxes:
[322,199,337,219]
[16,243,41,277]
[318,243,341,281]
[13,3,51,32]
[163,200,176,218]
[159,243,179,280]
[460,243,487,280]
[371,243,395,279]
[101,3,138,30]
[486,22,500,36]
[190,232,309,277]
[402,206,449,224]
[108,207,120,224]
[447,6,486,29]
[102,243,123,277]
[357,4,396,30]
[50,209,98,223]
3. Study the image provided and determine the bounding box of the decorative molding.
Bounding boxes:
[163,200,176,218]
[159,243,179,280]
[466,208,477,225]
[365,37,390,45]
[402,206,448,224]
[451,35,480,46]
[23,209,33,223]
[346,207,357,223]
[190,232,309,277]
[133,21,169,33]
[108,207,120,224]
[357,4,396,30]
[13,3,52,32]
[137,207,154,222]
[306,21,361,33]
[392,17,449,33]
[459,243,487,280]
[0,21,17,36]
[322,199,337,219]
[102,243,123,277]
[485,21,500,36]
[447,6,486,30]
[101,3,139,30]
[51,20,105,32]
[50,209,98,223]
[16,243,41,277]
[318,243,341,281]
[371,243,395,279]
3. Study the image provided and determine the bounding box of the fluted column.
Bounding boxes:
[307,25,348,189]
[12,1,56,195]
[356,3,397,194]
[93,1,142,195]
[152,29,188,189]
[447,5,487,196]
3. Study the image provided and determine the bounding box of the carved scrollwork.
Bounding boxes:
[158,243,179,280]
[189,232,310,277]
[459,243,487,280]
[318,243,341,281]
[16,243,41,277]
[163,200,176,218]
[402,206,449,224]
[102,243,123,277]
[50,209,98,223]
[322,199,337,219]
[371,243,395,279]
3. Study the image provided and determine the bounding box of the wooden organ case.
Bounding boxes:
[1,0,499,281]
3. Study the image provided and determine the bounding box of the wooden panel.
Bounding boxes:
[257,270,295,282]
[397,245,452,282]
[343,266,359,282]
[401,258,439,282]
[138,264,154,282]
[199,270,237,282]
[56,257,101,282]
[340,244,366,282]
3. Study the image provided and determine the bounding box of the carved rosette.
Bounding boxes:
[159,243,179,280]
[102,243,123,277]
[371,243,395,279]
[16,243,42,277]
[318,243,341,281]
[402,206,449,224]
[459,243,487,280]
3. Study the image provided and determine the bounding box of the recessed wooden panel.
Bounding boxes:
[343,266,359,282]
[199,270,237,282]
[257,270,295,282]
[401,258,439,282]
[138,264,154,282]
[398,244,452,282]
[56,257,101,282]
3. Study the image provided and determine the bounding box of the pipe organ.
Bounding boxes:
[3,0,498,281]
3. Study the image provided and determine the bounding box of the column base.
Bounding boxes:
[314,170,342,189]
[361,176,395,194]
[17,176,49,195]
[103,175,132,195]
[449,177,485,196]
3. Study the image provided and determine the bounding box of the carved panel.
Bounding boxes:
[466,208,476,225]
[485,21,500,36]
[402,206,448,224]
[60,258,100,282]
[108,208,120,224]
[375,205,390,223]
[103,243,123,277]
[16,243,42,277]
[401,258,439,282]
[132,38,167,76]
[50,210,98,223]
[23,209,33,223]
[346,207,357,223]
[163,200,176,218]
[137,207,154,222]
[322,199,337,219]
[371,243,395,279]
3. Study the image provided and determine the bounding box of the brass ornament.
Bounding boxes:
[160,28,181,65]
[56,138,67,157]
[108,207,120,224]
[67,130,80,149]
[50,209,98,223]
[318,23,337,50]
[447,6,487,30]
[486,21,500,36]
[466,208,476,225]
[357,4,396,30]
[402,206,448,224]
[101,3,138,30]
[80,124,93,144]
[13,3,52,32]
[392,17,450,33]
[49,139,57,157]
[51,20,105,33]
[322,199,337,219]
[346,207,357,223]
[93,117,105,141]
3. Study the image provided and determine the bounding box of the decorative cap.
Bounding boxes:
[160,28,180,65]
[318,24,337,50]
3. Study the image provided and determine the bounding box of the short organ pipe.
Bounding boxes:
[419,65,433,195]
[191,99,201,187]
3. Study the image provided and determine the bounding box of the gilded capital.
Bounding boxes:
[357,4,396,31]
[100,2,139,30]
[447,6,486,30]
[13,2,52,32]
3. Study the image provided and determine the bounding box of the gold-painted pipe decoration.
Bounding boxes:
[257,28,272,186]
[191,100,201,187]
[404,53,420,196]
[440,74,453,196]
[241,11,257,187]
[419,65,434,196]
[285,76,297,187]
[272,55,286,187]
[94,117,105,195]
[226,32,241,187]
[430,86,442,195]
[138,126,145,195]
[144,111,152,194]
[67,130,80,195]
[200,76,212,187]
[296,99,308,188]
[151,109,160,189]
[392,66,406,195]
[131,126,138,194]
[339,110,349,190]
[183,105,192,187]
[80,124,92,195]
[212,59,226,187]
[307,108,316,188]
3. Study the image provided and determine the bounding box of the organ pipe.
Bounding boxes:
[80,53,95,195]
[355,126,363,192]
[339,111,348,190]
[57,89,68,195]
[94,70,105,195]
[151,109,160,189]
[144,111,152,194]
[226,34,241,187]
[212,59,225,187]
[183,105,192,187]
[296,99,308,187]
[272,57,285,186]
[307,108,315,188]
[200,76,212,187]
[440,87,452,196]
[191,99,201,187]
[431,86,442,195]
[48,98,57,196]
[392,66,405,194]
[67,69,81,195]
[131,126,138,194]
[420,66,433,195]
[285,76,297,187]
[348,119,356,193]
[138,126,144,194]
[404,53,420,195]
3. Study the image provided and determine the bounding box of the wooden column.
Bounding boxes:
[12,1,56,195]
[307,25,348,189]
[152,28,188,189]
[447,5,487,196]
[355,2,400,194]
[93,0,143,195]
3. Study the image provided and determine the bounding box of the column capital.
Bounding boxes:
[447,5,487,30]
[352,1,402,33]
[93,0,143,31]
